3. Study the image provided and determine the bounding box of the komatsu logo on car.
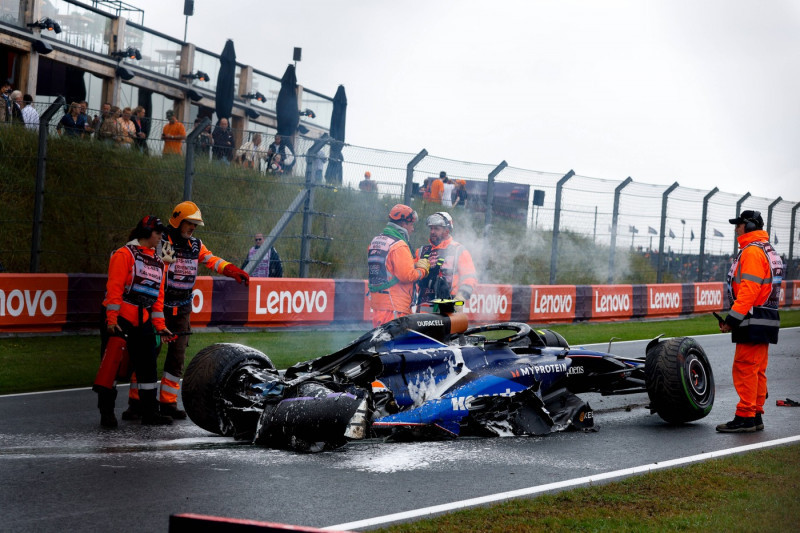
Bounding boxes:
[416,319,444,327]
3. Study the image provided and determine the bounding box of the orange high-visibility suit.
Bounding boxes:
[415,236,477,311]
[724,229,782,418]
[368,226,428,326]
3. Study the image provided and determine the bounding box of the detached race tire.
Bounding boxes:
[645,337,714,424]
[182,343,276,437]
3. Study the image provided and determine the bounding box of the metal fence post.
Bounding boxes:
[767,196,782,236]
[698,187,719,281]
[299,166,316,278]
[790,202,800,279]
[404,149,427,206]
[30,97,65,273]
[734,193,751,256]
[183,116,210,201]
[549,169,575,285]
[485,161,508,233]
[608,177,633,283]
[656,182,679,283]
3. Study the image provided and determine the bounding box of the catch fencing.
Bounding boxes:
[1,99,798,286]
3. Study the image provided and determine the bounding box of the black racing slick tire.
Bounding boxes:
[645,337,714,424]
[182,343,277,437]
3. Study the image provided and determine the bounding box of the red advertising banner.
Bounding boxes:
[0,274,69,332]
[463,284,513,322]
[529,285,577,323]
[791,281,800,307]
[591,284,634,321]
[693,282,726,313]
[247,278,335,326]
[190,277,214,327]
[645,283,683,318]
[779,280,787,307]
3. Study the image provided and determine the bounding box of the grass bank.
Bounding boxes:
[1,310,798,395]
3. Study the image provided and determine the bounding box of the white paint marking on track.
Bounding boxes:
[323,435,800,531]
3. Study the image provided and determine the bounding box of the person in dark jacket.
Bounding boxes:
[212,117,235,162]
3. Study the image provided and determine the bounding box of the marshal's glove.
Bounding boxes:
[158,240,176,264]
[223,264,250,285]
[414,258,430,276]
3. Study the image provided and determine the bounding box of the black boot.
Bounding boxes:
[95,387,118,428]
[160,402,187,420]
[755,413,764,431]
[716,415,756,433]
[121,399,142,421]
[140,390,173,426]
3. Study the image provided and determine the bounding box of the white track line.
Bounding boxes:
[323,435,800,531]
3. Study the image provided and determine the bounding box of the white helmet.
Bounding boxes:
[426,212,453,232]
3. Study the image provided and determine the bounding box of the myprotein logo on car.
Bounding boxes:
[250,280,335,323]
[0,274,68,331]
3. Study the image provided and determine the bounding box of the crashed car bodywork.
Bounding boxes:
[182,308,714,452]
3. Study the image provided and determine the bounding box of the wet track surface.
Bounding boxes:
[2,330,799,532]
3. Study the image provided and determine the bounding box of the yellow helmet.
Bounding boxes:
[169,201,205,228]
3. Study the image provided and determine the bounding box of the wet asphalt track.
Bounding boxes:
[2,329,799,532]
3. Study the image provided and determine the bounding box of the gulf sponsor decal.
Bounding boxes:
[190,277,213,327]
[249,278,335,324]
[529,285,576,323]
[0,274,68,332]
[591,284,633,320]
[693,282,725,313]
[646,283,682,318]
[463,284,512,322]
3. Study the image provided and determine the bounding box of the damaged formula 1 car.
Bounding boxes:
[182,302,714,452]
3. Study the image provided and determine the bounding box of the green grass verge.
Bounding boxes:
[1,310,798,395]
[375,443,800,533]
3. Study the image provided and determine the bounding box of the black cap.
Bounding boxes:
[439,171,446,178]
[729,210,763,228]
[140,215,167,233]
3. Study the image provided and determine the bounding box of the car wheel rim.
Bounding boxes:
[687,356,708,398]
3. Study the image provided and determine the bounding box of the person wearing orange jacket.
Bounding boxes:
[717,210,783,433]
[428,171,446,204]
[123,201,250,420]
[415,211,478,312]
[93,216,176,428]
[368,204,430,326]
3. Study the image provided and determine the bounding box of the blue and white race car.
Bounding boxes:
[182,302,714,452]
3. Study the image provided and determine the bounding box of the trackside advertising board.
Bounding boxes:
[0,274,68,332]
[0,274,797,332]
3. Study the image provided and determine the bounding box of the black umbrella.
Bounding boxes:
[276,64,299,137]
[137,88,153,136]
[324,85,347,185]
[215,39,236,122]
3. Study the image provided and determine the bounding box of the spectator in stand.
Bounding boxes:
[117,107,137,149]
[267,134,294,169]
[268,153,284,175]
[236,132,269,170]
[57,101,90,138]
[212,117,235,163]
[192,117,213,160]
[441,175,455,207]
[79,101,93,135]
[8,90,24,126]
[132,106,148,153]
[161,110,186,155]
[428,171,446,204]
[21,94,39,130]
[91,102,111,133]
[359,171,378,193]
[97,106,122,145]
[242,233,283,278]
[452,179,468,209]
[0,81,11,122]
